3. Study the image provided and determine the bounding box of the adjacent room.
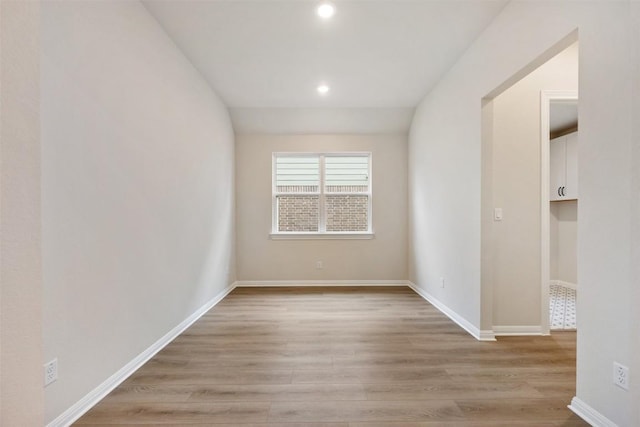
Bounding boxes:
[1,1,638,426]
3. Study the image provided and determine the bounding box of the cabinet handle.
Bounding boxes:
[562,187,566,197]
[558,187,562,197]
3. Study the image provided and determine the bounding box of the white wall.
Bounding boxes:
[236,134,407,282]
[0,2,44,425]
[41,1,235,423]
[550,201,577,285]
[489,43,578,328]
[630,2,640,422]
[409,1,636,425]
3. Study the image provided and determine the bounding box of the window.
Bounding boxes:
[272,153,372,237]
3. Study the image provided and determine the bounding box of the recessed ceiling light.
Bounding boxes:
[316,3,335,19]
[317,84,330,95]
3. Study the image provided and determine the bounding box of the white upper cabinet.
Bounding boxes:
[550,131,578,201]
[563,132,578,199]
[550,135,566,200]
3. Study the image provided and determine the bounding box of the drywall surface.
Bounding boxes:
[409,1,635,424]
[236,134,407,281]
[550,201,577,285]
[0,1,44,425]
[230,107,415,134]
[490,44,578,327]
[41,1,235,423]
[630,0,640,421]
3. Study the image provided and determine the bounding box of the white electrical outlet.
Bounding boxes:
[316,260,323,269]
[44,358,58,386]
[613,362,629,390]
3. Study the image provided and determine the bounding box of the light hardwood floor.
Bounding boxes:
[75,286,588,426]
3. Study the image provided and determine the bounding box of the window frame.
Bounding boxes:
[270,152,373,239]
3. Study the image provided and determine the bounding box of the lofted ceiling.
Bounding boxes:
[143,0,508,133]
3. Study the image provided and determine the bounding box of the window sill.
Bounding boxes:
[269,232,374,240]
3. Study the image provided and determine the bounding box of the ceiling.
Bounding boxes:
[550,102,578,134]
[143,0,508,133]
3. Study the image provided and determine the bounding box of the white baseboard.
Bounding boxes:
[478,330,496,341]
[569,396,619,427]
[407,282,495,341]
[46,283,237,427]
[493,325,544,336]
[235,280,409,287]
[551,280,577,290]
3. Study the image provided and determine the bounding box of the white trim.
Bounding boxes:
[46,283,237,427]
[478,330,497,341]
[270,232,374,240]
[569,396,619,427]
[319,154,326,232]
[407,282,496,341]
[540,90,579,336]
[550,279,577,290]
[235,280,408,287]
[493,325,545,336]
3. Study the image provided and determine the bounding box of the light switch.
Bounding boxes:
[494,208,503,221]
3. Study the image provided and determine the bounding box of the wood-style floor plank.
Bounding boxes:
[74,401,271,424]
[75,286,587,425]
[267,400,464,423]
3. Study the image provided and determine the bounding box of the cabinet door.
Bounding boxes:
[550,136,566,201]
[564,132,578,200]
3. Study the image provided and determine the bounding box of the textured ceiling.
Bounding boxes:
[143,0,508,133]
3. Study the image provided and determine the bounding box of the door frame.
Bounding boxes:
[540,90,578,334]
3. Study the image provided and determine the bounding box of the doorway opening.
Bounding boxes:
[480,37,578,337]
[542,93,578,333]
